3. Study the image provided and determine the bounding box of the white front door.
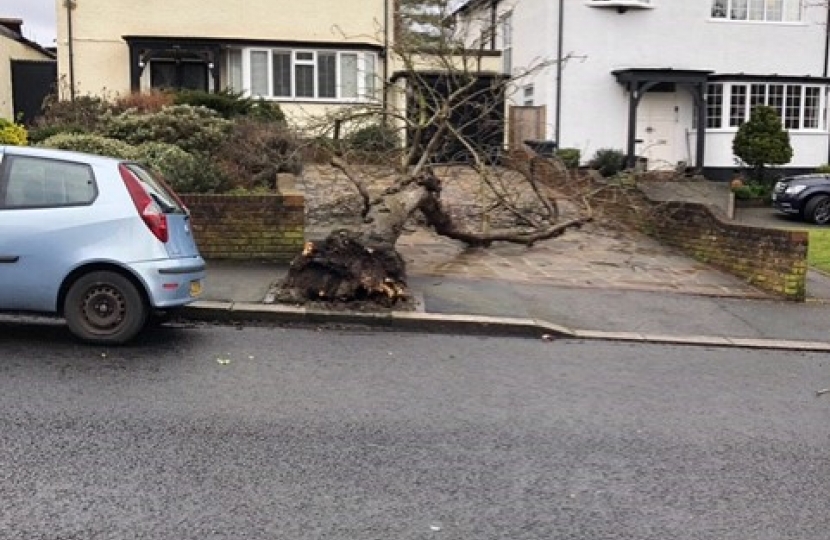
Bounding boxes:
[636,93,683,171]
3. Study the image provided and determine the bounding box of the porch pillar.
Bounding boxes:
[626,81,638,170]
[695,82,706,171]
[128,45,142,92]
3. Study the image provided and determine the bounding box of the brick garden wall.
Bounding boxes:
[645,202,808,300]
[180,194,305,262]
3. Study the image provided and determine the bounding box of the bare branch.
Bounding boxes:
[331,155,373,218]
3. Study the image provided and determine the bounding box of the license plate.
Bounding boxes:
[189,280,202,297]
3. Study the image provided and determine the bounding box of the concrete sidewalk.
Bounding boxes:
[185,180,830,351]
[193,259,830,352]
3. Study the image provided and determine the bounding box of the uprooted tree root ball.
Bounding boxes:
[275,230,412,308]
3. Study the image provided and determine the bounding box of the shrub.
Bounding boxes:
[248,98,286,123]
[101,104,232,154]
[214,119,302,190]
[173,89,253,119]
[0,118,28,146]
[113,90,174,114]
[37,133,138,159]
[588,148,626,177]
[174,90,286,123]
[732,182,771,200]
[27,124,87,144]
[345,124,399,152]
[815,164,830,174]
[555,148,581,169]
[34,94,111,134]
[732,105,792,185]
[135,142,230,194]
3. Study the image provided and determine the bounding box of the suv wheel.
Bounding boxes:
[64,271,148,344]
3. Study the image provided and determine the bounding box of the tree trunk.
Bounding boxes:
[275,181,432,307]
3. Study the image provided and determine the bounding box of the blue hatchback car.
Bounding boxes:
[0,145,206,344]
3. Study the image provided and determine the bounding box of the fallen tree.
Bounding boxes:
[275,2,596,306]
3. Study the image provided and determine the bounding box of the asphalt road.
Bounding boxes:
[1,321,829,539]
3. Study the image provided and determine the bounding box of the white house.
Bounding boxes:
[455,0,830,179]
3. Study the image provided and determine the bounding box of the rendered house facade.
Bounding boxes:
[456,0,830,178]
[55,0,396,124]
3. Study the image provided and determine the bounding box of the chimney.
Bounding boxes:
[0,18,23,36]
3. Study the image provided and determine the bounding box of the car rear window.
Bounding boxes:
[1,155,96,208]
[123,163,186,214]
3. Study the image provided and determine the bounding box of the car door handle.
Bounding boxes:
[0,256,20,263]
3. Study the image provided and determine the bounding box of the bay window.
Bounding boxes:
[227,47,379,101]
[704,82,826,131]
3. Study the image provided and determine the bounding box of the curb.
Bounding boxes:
[181,301,830,352]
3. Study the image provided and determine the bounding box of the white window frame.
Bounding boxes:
[704,82,826,132]
[710,0,803,23]
[236,47,379,103]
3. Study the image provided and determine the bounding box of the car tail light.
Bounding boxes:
[119,164,169,243]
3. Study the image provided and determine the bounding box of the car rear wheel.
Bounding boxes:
[64,271,148,345]
[805,195,830,225]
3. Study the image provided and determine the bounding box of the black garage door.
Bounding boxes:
[11,60,57,125]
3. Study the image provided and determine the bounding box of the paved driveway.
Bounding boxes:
[397,224,768,299]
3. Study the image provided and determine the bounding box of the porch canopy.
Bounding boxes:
[124,36,224,93]
[612,68,712,170]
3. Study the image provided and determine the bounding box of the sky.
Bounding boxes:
[0,0,56,46]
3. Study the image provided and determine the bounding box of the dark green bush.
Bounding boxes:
[345,124,399,152]
[248,98,286,123]
[555,148,581,169]
[173,89,253,119]
[815,164,830,174]
[732,105,792,185]
[732,182,771,200]
[173,90,286,124]
[588,148,626,177]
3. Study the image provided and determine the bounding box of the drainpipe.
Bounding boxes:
[382,0,390,114]
[824,2,830,163]
[65,0,76,101]
[554,0,564,145]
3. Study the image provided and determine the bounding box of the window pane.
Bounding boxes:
[766,0,783,21]
[731,0,748,19]
[804,87,821,129]
[364,53,376,98]
[712,0,728,17]
[747,0,765,20]
[730,84,747,127]
[228,49,243,91]
[768,84,785,118]
[784,0,801,21]
[318,52,336,99]
[341,53,358,99]
[750,83,767,111]
[706,84,723,128]
[785,85,801,129]
[250,51,269,97]
[296,64,315,98]
[272,51,291,97]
